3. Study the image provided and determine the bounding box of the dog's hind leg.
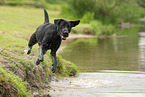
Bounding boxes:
[27,32,37,55]
[50,50,57,73]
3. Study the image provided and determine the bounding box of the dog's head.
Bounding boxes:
[54,19,80,40]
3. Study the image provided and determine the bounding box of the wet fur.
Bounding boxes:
[27,9,80,73]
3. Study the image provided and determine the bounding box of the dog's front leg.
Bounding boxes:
[36,45,44,65]
[50,51,57,73]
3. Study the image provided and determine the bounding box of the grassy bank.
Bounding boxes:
[0,6,78,96]
[0,66,33,97]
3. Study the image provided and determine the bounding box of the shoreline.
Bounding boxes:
[68,34,96,39]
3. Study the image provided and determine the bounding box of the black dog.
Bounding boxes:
[27,9,80,73]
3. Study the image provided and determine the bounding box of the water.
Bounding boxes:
[50,28,145,97]
[60,29,145,72]
[50,71,145,97]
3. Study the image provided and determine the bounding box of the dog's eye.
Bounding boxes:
[67,25,71,28]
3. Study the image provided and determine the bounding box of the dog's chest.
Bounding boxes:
[44,36,61,49]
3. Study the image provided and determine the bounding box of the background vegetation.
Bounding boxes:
[63,0,145,35]
[1,0,145,36]
[67,0,145,24]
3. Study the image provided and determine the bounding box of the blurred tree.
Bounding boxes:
[68,0,145,24]
[69,0,96,17]
[137,0,145,8]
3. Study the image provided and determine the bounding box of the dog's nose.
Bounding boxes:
[64,31,68,34]
[63,31,69,37]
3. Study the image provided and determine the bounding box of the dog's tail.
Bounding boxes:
[44,9,49,23]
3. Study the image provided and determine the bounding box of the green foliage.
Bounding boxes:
[56,56,78,77]
[106,0,145,23]
[90,20,102,36]
[101,24,116,35]
[46,0,68,4]
[137,0,145,8]
[67,0,145,24]
[61,0,145,36]
[39,0,49,9]
[81,12,94,23]
[68,0,96,17]
[0,0,68,9]
[90,20,116,36]
[1,0,145,37]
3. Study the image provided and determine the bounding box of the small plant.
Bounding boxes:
[56,55,78,77]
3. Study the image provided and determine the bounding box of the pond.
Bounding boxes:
[50,28,145,97]
[59,28,145,72]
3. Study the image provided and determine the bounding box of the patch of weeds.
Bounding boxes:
[0,66,33,97]
[56,55,78,77]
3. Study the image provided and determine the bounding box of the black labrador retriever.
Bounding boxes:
[27,9,80,73]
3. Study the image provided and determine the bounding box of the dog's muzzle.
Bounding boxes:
[62,32,69,40]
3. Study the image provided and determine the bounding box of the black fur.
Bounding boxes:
[27,9,80,73]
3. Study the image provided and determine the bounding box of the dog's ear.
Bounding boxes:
[54,19,62,26]
[70,20,80,27]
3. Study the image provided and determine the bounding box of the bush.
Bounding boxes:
[90,20,116,36]
[68,0,96,17]
[81,12,94,23]
[101,24,116,35]
[90,20,102,36]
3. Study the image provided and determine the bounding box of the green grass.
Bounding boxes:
[0,66,33,97]
[0,6,60,38]
[0,6,109,37]
[56,55,78,77]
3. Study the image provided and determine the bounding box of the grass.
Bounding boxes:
[0,6,61,38]
[0,6,109,37]
[0,6,79,96]
[0,66,33,97]
[56,55,78,77]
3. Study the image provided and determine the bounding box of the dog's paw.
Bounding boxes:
[27,50,31,55]
[24,49,28,54]
[24,46,31,55]
[36,58,44,65]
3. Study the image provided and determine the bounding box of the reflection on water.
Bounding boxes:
[138,32,145,71]
[60,29,145,72]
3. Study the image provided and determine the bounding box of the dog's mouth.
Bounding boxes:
[61,33,69,40]
[62,36,67,40]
